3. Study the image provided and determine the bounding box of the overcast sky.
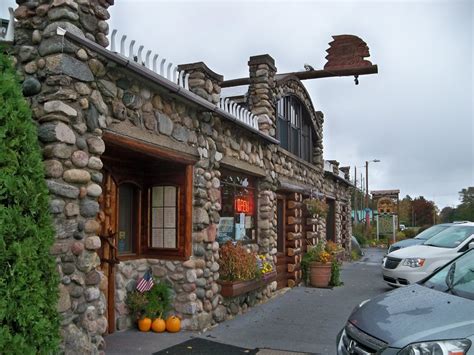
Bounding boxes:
[4,0,473,209]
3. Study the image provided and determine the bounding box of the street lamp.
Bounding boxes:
[365,159,380,229]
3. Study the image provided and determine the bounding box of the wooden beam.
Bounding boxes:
[221,65,378,88]
[103,131,198,164]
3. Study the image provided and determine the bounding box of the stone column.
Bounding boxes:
[178,62,222,105]
[327,160,340,176]
[247,54,277,137]
[13,0,113,353]
[340,166,351,181]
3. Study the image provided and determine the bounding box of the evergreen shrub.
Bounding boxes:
[0,50,60,353]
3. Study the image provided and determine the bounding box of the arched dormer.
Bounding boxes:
[276,95,314,163]
[275,75,324,167]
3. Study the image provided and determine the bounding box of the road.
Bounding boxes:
[106,248,391,354]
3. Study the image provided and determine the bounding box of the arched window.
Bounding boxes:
[276,96,313,163]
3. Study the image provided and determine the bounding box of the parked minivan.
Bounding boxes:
[338,248,474,354]
[387,223,452,254]
[382,223,474,287]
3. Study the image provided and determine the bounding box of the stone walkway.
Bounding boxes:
[105,248,389,354]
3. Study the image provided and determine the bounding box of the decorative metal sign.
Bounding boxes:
[324,35,373,70]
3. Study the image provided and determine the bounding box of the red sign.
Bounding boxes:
[235,197,252,214]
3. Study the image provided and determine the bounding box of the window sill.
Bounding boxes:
[118,253,188,262]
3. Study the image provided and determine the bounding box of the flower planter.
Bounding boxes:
[218,271,277,298]
[309,262,331,287]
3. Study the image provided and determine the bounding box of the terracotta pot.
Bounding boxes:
[309,262,331,287]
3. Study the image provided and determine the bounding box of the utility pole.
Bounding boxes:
[354,166,358,223]
[364,159,380,230]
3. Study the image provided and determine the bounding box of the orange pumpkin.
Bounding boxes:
[138,317,152,332]
[151,318,166,333]
[165,316,181,333]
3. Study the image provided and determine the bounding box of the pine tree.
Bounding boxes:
[0,51,60,353]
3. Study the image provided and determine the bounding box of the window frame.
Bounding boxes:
[116,181,142,256]
[101,133,194,261]
[276,95,314,163]
[218,169,258,244]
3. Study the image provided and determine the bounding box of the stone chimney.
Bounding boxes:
[247,54,277,137]
[340,166,350,180]
[327,160,340,175]
[13,0,114,353]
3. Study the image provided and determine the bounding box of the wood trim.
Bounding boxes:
[103,130,198,164]
[220,156,266,177]
[217,271,277,297]
[184,165,193,258]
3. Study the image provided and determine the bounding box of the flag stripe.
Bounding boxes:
[136,270,154,293]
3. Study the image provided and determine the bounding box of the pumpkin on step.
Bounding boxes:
[151,318,166,333]
[138,317,152,332]
[165,316,181,333]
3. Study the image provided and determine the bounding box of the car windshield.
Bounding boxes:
[414,225,450,240]
[423,249,474,300]
[423,226,474,248]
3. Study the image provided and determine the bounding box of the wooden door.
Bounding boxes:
[98,170,119,334]
[326,198,336,242]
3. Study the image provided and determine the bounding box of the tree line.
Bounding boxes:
[398,187,474,227]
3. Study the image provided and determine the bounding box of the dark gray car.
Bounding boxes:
[338,248,474,354]
[387,223,470,253]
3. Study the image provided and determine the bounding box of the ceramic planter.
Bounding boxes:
[309,261,331,287]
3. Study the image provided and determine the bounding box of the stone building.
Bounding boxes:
[5,1,377,353]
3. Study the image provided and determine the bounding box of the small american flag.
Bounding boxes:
[136,270,154,293]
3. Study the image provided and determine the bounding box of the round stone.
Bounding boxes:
[76,137,87,150]
[85,236,101,250]
[87,183,102,197]
[64,202,80,217]
[85,287,100,301]
[84,220,101,234]
[71,242,84,256]
[44,159,63,178]
[88,157,103,170]
[85,270,101,286]
[24,61,38,74]
[75,82,91,96]
[80,199,99,217]
[22,77,41,96]
[71,150,89,168]
[76,48,88,61]
[87,137,105,155]
[32,30,42,44]
[88,58,106,77]
[63,169,91,183]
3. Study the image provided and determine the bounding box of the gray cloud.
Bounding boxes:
[107,0,472,208]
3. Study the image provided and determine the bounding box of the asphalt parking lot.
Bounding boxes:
[106,248,391,354]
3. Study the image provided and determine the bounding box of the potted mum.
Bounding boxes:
[301,240,332,287]
[303,198,328,218]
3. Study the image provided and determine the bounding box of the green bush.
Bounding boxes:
[403,228,417,238]
[0,51,60,353]
[396,231,406,241]
[126,280,172,321]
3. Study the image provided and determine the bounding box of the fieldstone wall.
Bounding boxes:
[114,256,223,331]
[13,0,114,353]
[221,282,277,320]
[323,168,352,256]
[247,55,277,136]
[11,1,353,351]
